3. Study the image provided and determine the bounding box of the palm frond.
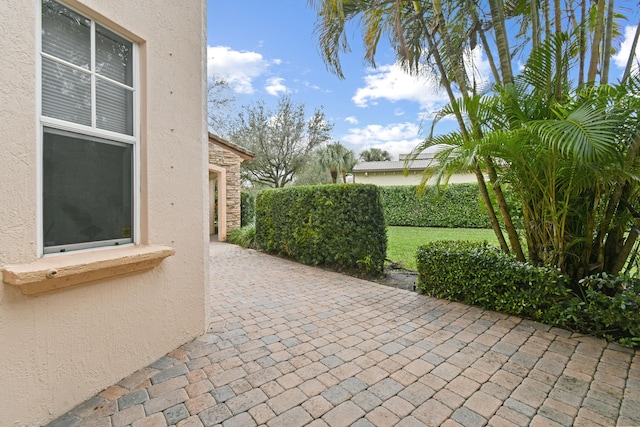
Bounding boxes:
[530,104,619,163]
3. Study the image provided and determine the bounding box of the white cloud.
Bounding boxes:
[352,46,492,109]
[302,80,330,92]
[342,122,424,160]
[613,26,640,74]
[345,116,359,124]
[207,45,276,94]
[304,81,321,90]
[352,64,448,108]
[265,77,288,96]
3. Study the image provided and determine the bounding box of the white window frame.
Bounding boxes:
[37,0,140,257]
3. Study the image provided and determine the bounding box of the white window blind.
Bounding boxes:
[41,0,134,135]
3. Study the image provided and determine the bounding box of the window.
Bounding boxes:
[40,0,137,254]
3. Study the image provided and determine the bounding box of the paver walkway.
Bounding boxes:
[50,241,640,427]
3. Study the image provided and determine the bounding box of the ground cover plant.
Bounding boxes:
[228,223,256,249]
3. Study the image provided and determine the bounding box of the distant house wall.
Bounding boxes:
[0,1,208,425]
[354,171,477,186]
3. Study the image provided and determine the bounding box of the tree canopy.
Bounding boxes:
[360,148,392,162]
[230,95,333,188]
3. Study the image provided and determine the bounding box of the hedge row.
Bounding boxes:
[416,241,570,323]
[416,241,640,346]
[379,184,491,228]
[255,184,386,274]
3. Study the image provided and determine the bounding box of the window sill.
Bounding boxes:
[2,245,175,296]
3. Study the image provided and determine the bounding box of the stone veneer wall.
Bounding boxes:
[209,142,243,232]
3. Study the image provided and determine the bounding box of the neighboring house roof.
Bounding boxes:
[208,133,255,161]
[354,145,452,173]
[352,159,433,173]
[397,144,450,161]
[398,153,434,161]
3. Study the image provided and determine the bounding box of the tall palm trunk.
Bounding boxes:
[601,0,615,84]
[531,0,541,49]
[477,24,502,85]
[475,164,511,253]
[475,0,526,259]
[330,168,338,184]
[622,20,640,83]
[578,0,587,86]
[487,0,514,84]
[433,0,524,259]
[587,0,606,84]
[485,158,526,261]
[554,0,563,100]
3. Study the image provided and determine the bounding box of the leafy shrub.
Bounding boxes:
[416,241,640,346]
[241,191,256,226]
[228,223,256,249]
[255,184,386,274]
[564,274,640,346]
[379,184,491,228]
[416,241,570,324]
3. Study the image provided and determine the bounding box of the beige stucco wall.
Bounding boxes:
[0,1,208,425]
[209,143,244,232]
[354,171,478,186]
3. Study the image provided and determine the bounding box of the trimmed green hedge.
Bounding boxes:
[379,184,491,228]
[416,241,570,324]
[416,241,640,346]
[255,184,386,274]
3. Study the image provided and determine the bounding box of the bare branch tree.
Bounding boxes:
[207,76,234,137]
[231,95,333,188]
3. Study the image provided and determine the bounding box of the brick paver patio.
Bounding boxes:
[49,240,640,426]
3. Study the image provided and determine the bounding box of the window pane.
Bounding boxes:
[96,24,133,86]
[41,0,91,69]
[43,129,133,249]
[42,57,91,126]
[96,80,134,135]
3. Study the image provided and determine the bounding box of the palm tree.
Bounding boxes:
[316,142,356,184]
[360,148,392,162]
[417,34,640,284]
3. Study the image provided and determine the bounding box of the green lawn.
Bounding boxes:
[387,226,499,271]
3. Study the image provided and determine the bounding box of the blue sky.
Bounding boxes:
[207,1,640,161]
